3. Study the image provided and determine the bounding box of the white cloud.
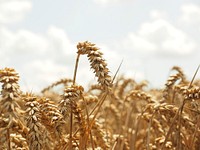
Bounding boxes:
[20,60,68,92]
[121,33,157,52]
[47,26,75,56]
[0,49,8,64]
[0,26,74,58]
[0,25,77,92]
[0,0,32,24]
[13,30,48,54]
[180,3,200,25]
[0,26,48,57]
[120,19,196,56]
[141,19,196,55]
[150,10,168,20]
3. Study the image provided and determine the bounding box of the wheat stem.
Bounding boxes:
[7,128,11,150]
[73,54,81,85]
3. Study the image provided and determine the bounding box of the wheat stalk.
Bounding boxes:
[77,41,112,90]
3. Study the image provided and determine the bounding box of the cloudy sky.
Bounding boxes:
[0,0,200,92]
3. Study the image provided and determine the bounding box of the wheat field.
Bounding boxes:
[0,41,200,150]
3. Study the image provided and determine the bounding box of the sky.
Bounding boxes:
[0,0,200,92]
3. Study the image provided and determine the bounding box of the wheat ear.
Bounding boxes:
[23,94,52,150]
[77,41,112,90]
[0,68,24,150]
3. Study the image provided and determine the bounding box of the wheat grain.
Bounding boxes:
[77,41,112,90]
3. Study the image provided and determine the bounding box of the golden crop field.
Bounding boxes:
[0,41,200,150]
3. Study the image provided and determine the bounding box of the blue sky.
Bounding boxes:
[0,0,200,92]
